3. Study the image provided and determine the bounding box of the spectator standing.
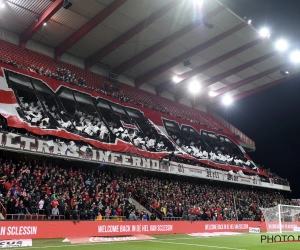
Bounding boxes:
[128,210,137,221]
[87,209,95,220]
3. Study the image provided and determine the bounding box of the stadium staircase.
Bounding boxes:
[130,198,160,221]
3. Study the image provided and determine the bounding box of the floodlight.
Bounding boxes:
[193,0,203,8]
[248,20,252,25]
[222,95,233,105]
[259,28,270,38]
[209,91,216,97]
[189,81,201,93]
[275,39,288,52]
[290,51,300,63]
[1,3,5,8]
[43,22,47,26]
[172,76,181,83]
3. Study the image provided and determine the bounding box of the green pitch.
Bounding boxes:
[9,233,300,249]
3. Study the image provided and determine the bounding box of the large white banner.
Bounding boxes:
[168,161,262,187]
[0,132,290,191]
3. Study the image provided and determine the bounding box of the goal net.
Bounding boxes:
[260,204,300,233]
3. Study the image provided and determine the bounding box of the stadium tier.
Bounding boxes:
[0,153,296,222]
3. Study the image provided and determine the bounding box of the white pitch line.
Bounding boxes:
[149,240,246,250]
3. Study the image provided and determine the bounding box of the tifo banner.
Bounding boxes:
[0,221,299,240]
[0,65,269,177]
[0,239,32,248]
[0,132,289,190]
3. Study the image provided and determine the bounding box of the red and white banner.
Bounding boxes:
[0,221,299,240]
[0,65,268,176]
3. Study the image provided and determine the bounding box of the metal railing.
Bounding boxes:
[5,214,66,220]
[6,214,47,220]
[0,202,6,218]
[101,216,126,221]
[162,217,182,221]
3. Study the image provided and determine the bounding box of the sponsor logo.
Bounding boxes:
[0,239,32,248]
[293,227,300,232]
[249,227,260,233]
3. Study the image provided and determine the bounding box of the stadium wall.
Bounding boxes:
[0,221,299,240]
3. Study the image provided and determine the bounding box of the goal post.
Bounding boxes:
[260,204,300,233]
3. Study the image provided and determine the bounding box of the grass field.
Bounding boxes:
[7,233,300,250]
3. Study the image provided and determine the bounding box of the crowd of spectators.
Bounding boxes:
[28,65,87,88]
[258,165,289,186]
[0,155,295,222]
[95,82,130,103]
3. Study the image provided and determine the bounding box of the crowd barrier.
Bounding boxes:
[0,221,299,240]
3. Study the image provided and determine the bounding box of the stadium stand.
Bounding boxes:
[0,154,295,221]
[0,40,291,223]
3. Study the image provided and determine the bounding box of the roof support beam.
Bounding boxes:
[113,5,225,77]
[162,38,263,97]
[85,0,181,69]
[134,22,247,91]
[200,63,287,104]
[20,0,64,48]
[55,0,127,60]
[209,73,300,110]
[190,51,279,104]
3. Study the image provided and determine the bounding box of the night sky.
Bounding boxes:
[216,0,300,198]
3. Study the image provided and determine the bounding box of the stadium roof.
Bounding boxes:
[0,0,298,108]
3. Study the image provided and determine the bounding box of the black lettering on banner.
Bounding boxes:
[178,164,184,173]
[206,169,212,178]
[212,171,217,179]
